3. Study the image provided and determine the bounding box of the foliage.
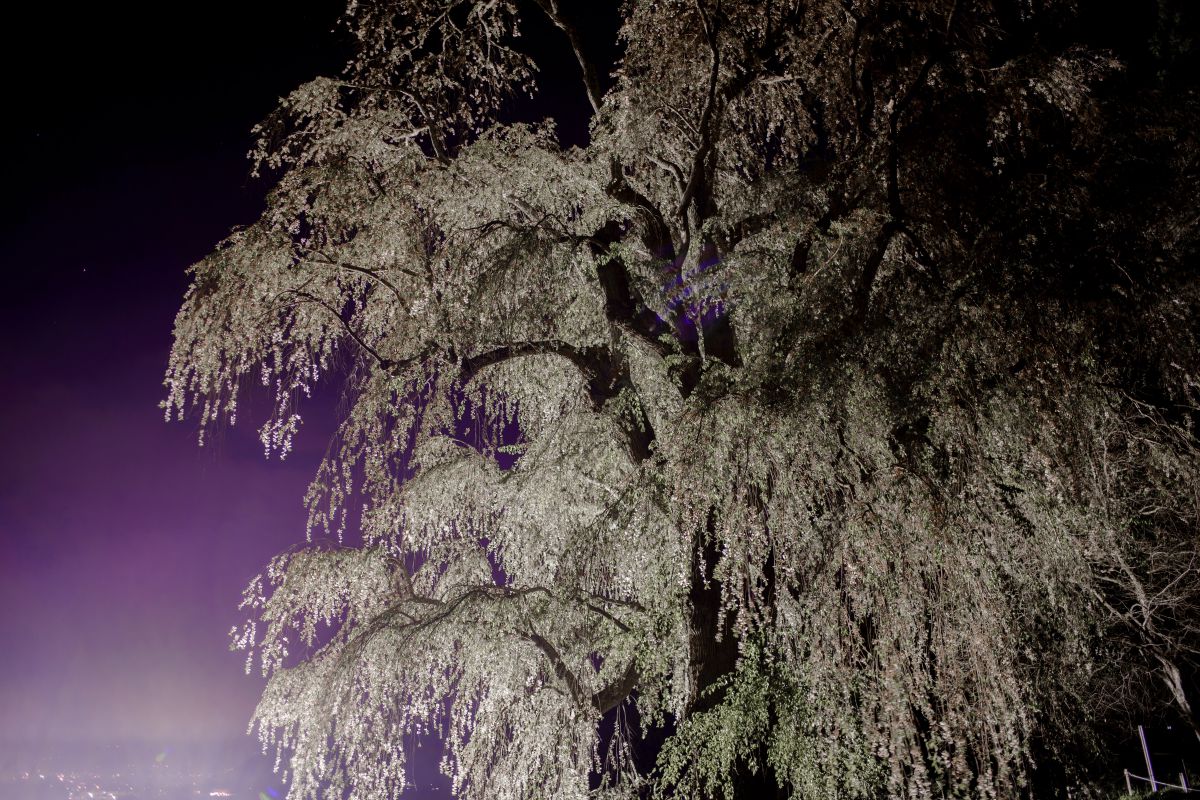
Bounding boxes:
[166,1,1200,797]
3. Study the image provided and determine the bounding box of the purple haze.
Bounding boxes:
[0,2,401,794]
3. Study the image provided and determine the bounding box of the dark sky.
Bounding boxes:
[0,2,615,792]
[0,0,348,759]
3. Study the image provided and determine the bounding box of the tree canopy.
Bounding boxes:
[166,1,1200,797]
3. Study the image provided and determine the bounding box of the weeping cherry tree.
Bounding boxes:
[166,1,1200,797]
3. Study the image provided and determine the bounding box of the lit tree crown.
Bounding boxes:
[167,2,1200,798]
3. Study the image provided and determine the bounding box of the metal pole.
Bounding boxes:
[1179,772,1188,792]
[1125,769,1133,794]
[1139,725,1158,792]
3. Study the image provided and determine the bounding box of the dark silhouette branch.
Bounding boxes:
[593,660,639,714]
[289,290,394,371]
[456,336,657,461]
[674,0,723,224]
[524,630,592,708]
[459,340,616,407]
[531,0,604,114]
[304,250,419,300]
[604,161,677,262]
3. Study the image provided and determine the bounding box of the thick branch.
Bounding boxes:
[457,336,657,461]
[687,512,740,715]
[525,631,591,708]
[848,219,901,328]
[674,0,723,223]
[459,339,619,409]
[526,632,639,714]
[605,161,677,262]
[593,660,639,714]
[843,41,945,331]
[531,0,604,114]
[305,250,419,300]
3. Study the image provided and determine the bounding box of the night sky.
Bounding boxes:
[0,0,348,774]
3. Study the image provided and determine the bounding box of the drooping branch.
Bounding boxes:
[385,580,643,715]
[593,660,639,714]
[458,339,617,408]
[289,290,395,370]
[524,630,592,708]
[456,336,657,461]
[304,249,419,301]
